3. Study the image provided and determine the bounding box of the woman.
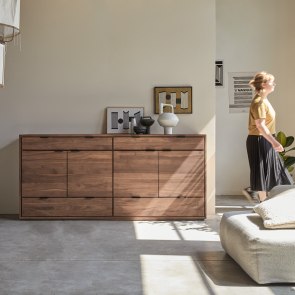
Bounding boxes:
[246,71,293,202]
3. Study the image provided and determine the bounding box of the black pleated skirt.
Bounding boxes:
[246,135,294,192]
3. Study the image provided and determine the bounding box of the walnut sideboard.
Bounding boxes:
[19,134,206,220]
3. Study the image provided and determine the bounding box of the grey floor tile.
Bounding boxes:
[0,260,142,295]
[0,195,294,294]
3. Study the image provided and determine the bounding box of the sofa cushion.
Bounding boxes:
[254,189,295,229]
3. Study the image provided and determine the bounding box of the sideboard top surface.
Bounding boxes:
[20,134,206,137]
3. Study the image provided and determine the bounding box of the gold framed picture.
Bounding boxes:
[154,86,192,114]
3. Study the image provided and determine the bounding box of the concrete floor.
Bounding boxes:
[0,196,295,295]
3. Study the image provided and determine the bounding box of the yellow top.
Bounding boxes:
[248,95,276,135]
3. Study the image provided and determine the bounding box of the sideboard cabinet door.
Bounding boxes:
[113,151,158,198]
[21,151,67,198]
[159,151,205,198]
[68,151,112,197]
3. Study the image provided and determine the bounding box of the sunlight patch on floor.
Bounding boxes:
[133,221,181,240]
[133,221,220,242]
[140,255,211,295]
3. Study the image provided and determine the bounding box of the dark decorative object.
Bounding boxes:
[140,116,155,134]
[133,126,147,134]
[133,116,155,134]
[215,60,223,86]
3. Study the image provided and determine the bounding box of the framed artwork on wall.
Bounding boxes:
[154,86,192,114]
[228,72,255,113]
[107,107,144,133]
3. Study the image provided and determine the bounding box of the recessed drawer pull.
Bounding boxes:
[39,197,49,200]
[84,197,95,199]
[84,136,94,138]
[39,136,49,138]
[131,196,141,198]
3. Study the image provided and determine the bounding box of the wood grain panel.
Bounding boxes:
[68,151,112,197]
[114,198,205,217]
[159,151,205,197]
[114,151,158,197]
[113,136,205,151]
[21,136,112,150]
[22,197,112,217]
[21,151,67,197]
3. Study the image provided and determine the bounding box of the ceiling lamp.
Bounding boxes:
[0,0,20,87]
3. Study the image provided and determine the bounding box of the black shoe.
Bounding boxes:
[242,187,259,203]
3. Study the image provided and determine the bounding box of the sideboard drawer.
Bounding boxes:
[22,197,112,217]
[113,136,205,151]
[21,136,112,151]
[114,197,205,217]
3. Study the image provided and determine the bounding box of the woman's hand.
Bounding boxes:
[272,142,284,152]
[255,119,284,152]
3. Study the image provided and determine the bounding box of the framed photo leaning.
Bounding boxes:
[107,107,144,133]
[154,86,192,114]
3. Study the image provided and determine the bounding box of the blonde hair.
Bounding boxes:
[249,71,275,93]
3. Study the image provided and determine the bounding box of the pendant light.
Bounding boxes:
[0,0,20,87]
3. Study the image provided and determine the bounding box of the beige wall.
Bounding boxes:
[0,0,216,215]
[216,0,295,195]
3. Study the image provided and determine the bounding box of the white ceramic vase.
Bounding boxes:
[157,103,179,134]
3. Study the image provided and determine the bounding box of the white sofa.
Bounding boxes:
[220,210,295,284]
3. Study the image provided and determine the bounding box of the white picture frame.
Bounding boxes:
[107,107,144,133]
[228,72,256,113]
